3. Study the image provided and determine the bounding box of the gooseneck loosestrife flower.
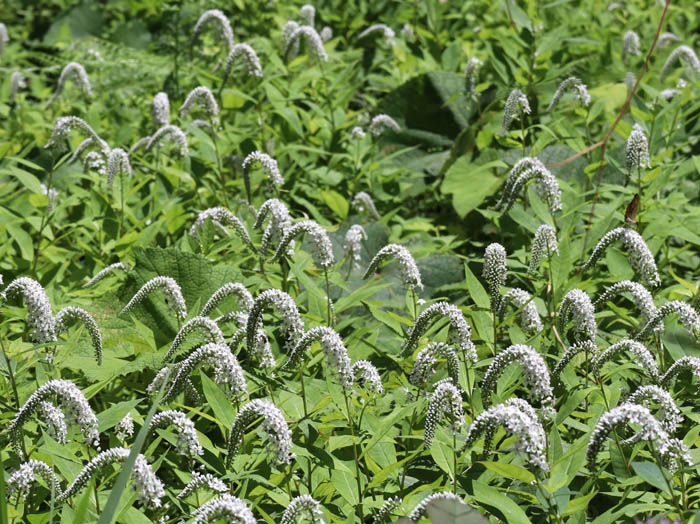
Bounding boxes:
[177,471,228,500]
[226,399,294,468]
[465,57,483,94]
[0,23,8,57]
[7,460,63,499]
[658,32,682,48]
[1,277,57,347]
[179,86,220,123]
[352,360,383,395]
[357,24,396,44]
[106,148,132,190]
[161,342,247,401]
[246,289,304,351]
[190,207,255,251]
[481,344,555,414]
[369,114,401,136]
[116,412,134,441]
[547,77,591,110]
[192,494,257,524]
[352,191,381,220]
[192,9,234,55]
[282,326,353,389]
[363,244,423,290]
[201,282,254,317]
[45,116,109,154]
[242,151,284,191]
[661,356,700,387]
[299,4,315,26]
[46,62,92,106]
[284,26,328,62]
[146,124,189,156]
[9,71,26,106]
[344,224,367,266]
[623,385,682,443]
[582,228,660,286]
[626,123,651,169]
[529,224,559,274]
[558,289,597,342]
[149,410,203,456]
[271,220,335,269]
[38,400,68,443]
[483,243,507,312]
[402,301,476,362]
[83,262,130,288]
[374,497,403,524]
[224,43,263,78]
[463,399,549,470]
[9,379,99,453]
[424,379,464,447]
[255,198,294,255]
[409,493,466,522]
[281,495,325,524]
[586,404,691,472]
[661,45,700,79]
[55,306,103,365]
[592,339,659,379]
[497,157,562,213]
[636,300,700,340]
[497,288,543,332]
[121,276,187,321]
[164,316,226,362]
[551,340,597,381]
[152,91,170,126]
[594,280,657,326]
[409,342,460,387]
[622,30,641,63]
[502,89,530,133]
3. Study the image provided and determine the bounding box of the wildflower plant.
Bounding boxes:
[424,379,464,447]
[502,89,530,134]
[364,244,423,290]
[402,301,476,362]
[121,276,187,321]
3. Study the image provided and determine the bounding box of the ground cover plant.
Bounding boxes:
[1,0,700,522]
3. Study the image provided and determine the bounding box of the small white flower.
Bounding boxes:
[121,276,187,321]
[363,244,423,290]
[424,379,464,447]
[352,191,380,219]
[626,123,651,169]
[344,224,367,266]
[369,114,401,136]
[152,92,170,127]
[192,494,256,524]
[116,412,134,441]
[192,9,234,55]
[661,45,700,79]
[502,89,530,133]
[623,31,641,63]
[558,289,597,342]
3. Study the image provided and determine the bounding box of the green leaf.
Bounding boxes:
[97,399,142,432]
[441,158,506,217]
[201,372,235,431]
[6,223,34,261]
[464,262,490,309]
[426,498,490,524]
[479,461,535,484]
[330,469,359,506]
[472,480,531,524]
[321,189,349,219]
[631,461,672,495]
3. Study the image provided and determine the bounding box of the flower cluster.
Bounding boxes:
[285,26,328,62]
[281,495,325,524]
[408,492,466,522]
[10,71,26,106]
[358,24,395,45]
[246,289,304,352]
[637,300,700,340]
[498,288,543,332]
[189,207,255,250]
[146,124,189,156]
[403,301,476,362]
[121,276,187,321]
[529,224,559,274]
[116,412,134,441]
[364,244,423,290]
[7,460,63,498]
[623,31,641,63]
[547,76,591,110]
[150,410,204,456]
[551,340,597,381]
[374,497,403,524]
[45,116,109,155]
[483,243,507,311]
[424,379,464,447]
[344,224,367,265]
[192,9,234,54]
[226,399,294,467]
[2,277,57,347]
[225,43,263,78]
[409,342,460,387]
[465,57,483,93]
[242,151,284,186]
[46,62,92,106]
[284,326,353,389]
[106,148,132,190]
[352,191,381,220]
[192,494,256,524]
[55,306,103,365]
[38,401,68,443]
[658,32,681,48]
[83,262,130,288]
[661,356,700,387]
[179,86,220,123]
[152,92,170,126]
[497,156,562,213]
[272,220,335,269]
[255,198,294,255]
[299,4,315,26]
[624,385,682,441]
[502,89,530,133]
[352,360,383,395]
[177,471,228,500]
[626,123,651,170]
[558,289,597,342]
[592,339,659,379]
[164,316,226,361]
[201,282,254,317]
[594,280,657,326]
[369,114,401,136]
[661,45,700,79]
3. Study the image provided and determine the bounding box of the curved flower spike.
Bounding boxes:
[282,326,353,388]
[106,148,132,190]
[497,157,562,214]
[424,379,464,447]
[551,340,597,381]
[55,306,103,365]
[180,86,220,123]
[586,404,690,472]
[150,410,203,456]
[46,62,92,107]
[529,224,559,274]
[189,207,255,251]
[152,92,170,126]
[0,23,8,57]
[284,26,328,62]
[344,225,367,266]
[192,494,257,524]
[658,32,681,49]
[67,138,97,164]
[622,31,641,63]
[226,399,294,468]
[192,9,234,55]
[497,288,543,332]
[357,24,396,43]
[483,243,507,312]
[502,89,530,134]
[164,316,226,362]
[10,71,26,106]
[83,262,131,288]
[409,493,466,522]
[409,342,460,388]
[130,136,151,155]
[594,280,657,326]
[201,282,254,317]
[58,447,164,509]
[246,289,304,352]
[146,124,189,156]
[558,289,597,342]
[351,360,383,394]
[9,379,99,453]
[242,151,284,187]
[464,57,483,94]
[363,244,423,290]
[299,4,315,26]
[320,26,333,42]
[38,401,68,443]
[481,344,555,414]
[116,412,134,441]
[626,123,651,170]
[623,385,682,443]
[403,302,476,362]
[224,42,263,80]
[177,471,228,500]
[282,21,301,59]
[1,277,57,346]
[547,76,590,110]
[121,276,187,321]
[163,342,247,401]
[255,198,294,253]
[582,228,660,286]
[463,399,549,470]
[271,220,335,269]
[281,495,325,524]
[374,497,403,524]
[661,45,700,79]
[636,300,700,340]
[661,356,700,387]
[369,114,401,136]
[592,339,659,379]
[7,460,64,499]
[45,116,109,154]
[352,191,381,220]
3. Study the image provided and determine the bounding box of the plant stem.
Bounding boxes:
[324,269,332,327]
[343,390,363,520]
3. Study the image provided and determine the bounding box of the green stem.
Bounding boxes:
[343,390,363,520]
[324,269,332,327]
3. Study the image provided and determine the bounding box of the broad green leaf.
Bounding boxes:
[464,262,490,309]
[479,461,535,484]
[330,469,359,506]
[201,372,235,431]
[631,461,672,496]
[472,480,530,524]
[97,399,142,432]
[442,158,506,217]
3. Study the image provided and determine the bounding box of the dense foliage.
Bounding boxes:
[2,0,700,523]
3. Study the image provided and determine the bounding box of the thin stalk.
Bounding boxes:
[324,269,332,327]
[399,405,418,492]
[209,116,228,208]
[452,431,458,494]
[119,170,125,238]
[650,440,684,517]
[343,390,363,520]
